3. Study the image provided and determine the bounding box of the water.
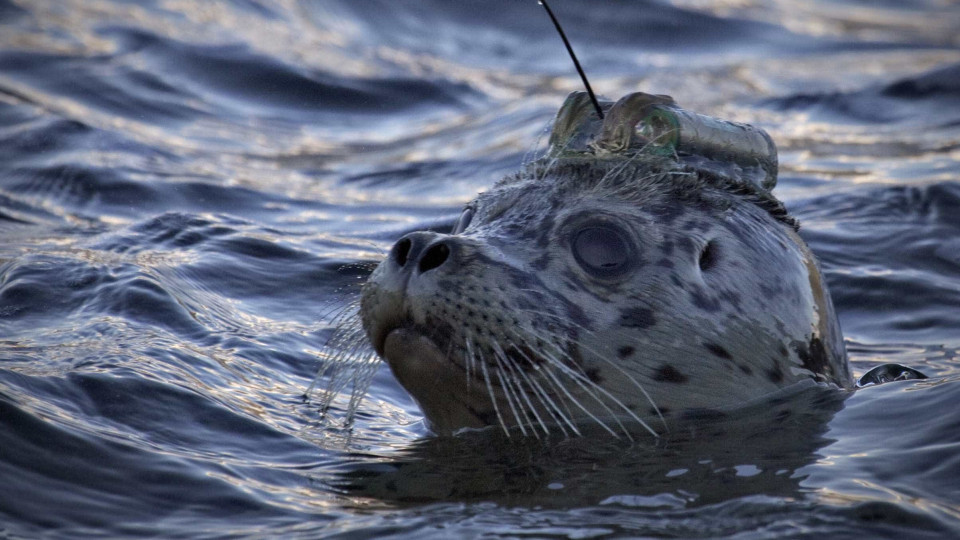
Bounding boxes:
[1,0,959,537]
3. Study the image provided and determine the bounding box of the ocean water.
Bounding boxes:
[1,0,959,538]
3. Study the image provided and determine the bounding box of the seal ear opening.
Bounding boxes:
[699,241,718,272]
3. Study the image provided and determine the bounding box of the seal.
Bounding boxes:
[355,91,854,437]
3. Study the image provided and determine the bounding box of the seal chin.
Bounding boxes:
[382,328,492,434]
[367,324,392,357]
[382,328,447,376]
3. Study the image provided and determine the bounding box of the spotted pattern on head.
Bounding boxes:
[356,151,851,438]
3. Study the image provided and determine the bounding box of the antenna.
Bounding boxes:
[539,0,604,119]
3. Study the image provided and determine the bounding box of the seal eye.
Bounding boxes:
[452,207,474,235]
[572,226,631,277]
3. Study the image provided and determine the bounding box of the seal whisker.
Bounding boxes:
[500,330,583,434]
[323,323,366,355]
[499,338,579,437]
[319,346,375,411]
[464,338,478,394]
[476,347,511,436]
[512,307,666,431]
[322,323,368,361]
[320,309,367,352]
[529,368,579,437]
[516,329,658,438]
[544,331,666,432]
[506,329,632,438]
[525,363,581,434]
[442,330,464,385]
[535,353,625,439]
[491,341,552,436]
[315,302,354,331]
[490,353,532,437]
[311,333,359,399]
[311,313,380,421]
[321,296,365,332]
[343,352,380,424]
[524,370,574,437]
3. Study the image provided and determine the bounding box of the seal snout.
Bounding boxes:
[362,231,460,356]
[390,231,455,275]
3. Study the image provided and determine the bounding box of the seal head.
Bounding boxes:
[360,92,852,437]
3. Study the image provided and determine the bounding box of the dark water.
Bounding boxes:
[1,0,959,538]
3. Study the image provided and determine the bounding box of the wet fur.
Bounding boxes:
[323,151,852,438]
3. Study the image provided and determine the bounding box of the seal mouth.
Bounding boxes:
[371,322,432,359]
[375,322,550,372]
[381,327,506,433]
[370,325,394,357]
[381,328,457,393]
[383,328,443,365]
[366,309,407,356]
[381,326,467,377]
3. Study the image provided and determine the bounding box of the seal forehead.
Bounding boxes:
[470,160,681,234]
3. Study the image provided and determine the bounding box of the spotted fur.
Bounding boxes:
[355,152,852,438]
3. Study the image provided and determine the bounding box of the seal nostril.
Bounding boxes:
[418,242,450,273]
[393,238,412,267]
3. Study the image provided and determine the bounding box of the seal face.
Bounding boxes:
[358,92,853,437]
